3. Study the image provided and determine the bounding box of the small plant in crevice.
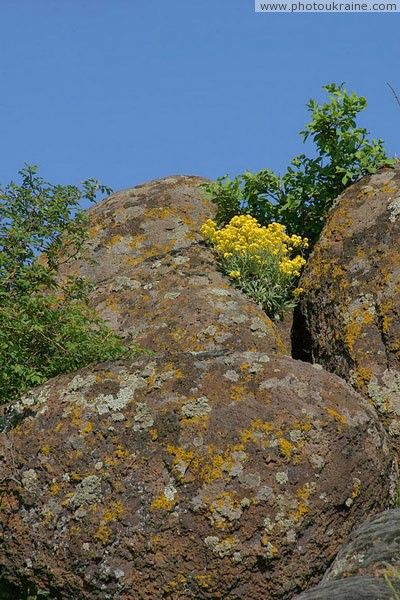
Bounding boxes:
[200,215,308,320]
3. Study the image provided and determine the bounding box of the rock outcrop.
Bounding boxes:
[1,173,399,599]
[294,509,400,599]
[60,175,286,356]
[0,352,394,599]
[296,164,400,432]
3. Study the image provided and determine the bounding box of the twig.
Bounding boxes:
[387,82,400,109]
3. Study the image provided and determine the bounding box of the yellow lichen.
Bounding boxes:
[325,407,347,424]
[103,501,124,522]
[151,494,175,511]
[351,479,362,499]
[82,422,93,434]
[94,525,110,544]
[278,437,294,462]
[50,482,61,496]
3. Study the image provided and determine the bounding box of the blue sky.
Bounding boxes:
[1,0,399,201]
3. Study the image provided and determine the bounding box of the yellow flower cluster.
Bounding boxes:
[200,215,308,277]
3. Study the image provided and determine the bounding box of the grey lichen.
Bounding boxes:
[181,396,211,419]
[71,475,103,508]
[133,402,154,431]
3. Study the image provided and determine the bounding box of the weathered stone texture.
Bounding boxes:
[294,509,400,599]
[297,163,400,431]
[0,352,394,599]
[60,175,287,355]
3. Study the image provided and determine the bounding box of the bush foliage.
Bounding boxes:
[0,166,145,404]
[204,83,395,246]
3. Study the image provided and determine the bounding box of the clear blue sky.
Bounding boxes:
[1,0,399,200]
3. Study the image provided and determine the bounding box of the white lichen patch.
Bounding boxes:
[250,317,269,337]
[223,370,240,382]
[388,196,400,222]
[230,313,248,325]
[289,429,304,443]
[173,256,190,265]
[140,362,156,379]
[133,402,154,431]
[226,451,247,477]
[368,369,400,413]
[210,288,232,297]
[263,517,275,534]
[114,569,125,580]
[96,387,136,415]
[71,475,103,508]
[276,472,289,485]
[211,495,244,523]
[204,536,240,558]
[181,396,211,419]
[388,420,400,437]
[344,294,376,322]
[110,276,142,292]
[238,472,261,488]
[22,469,38,492]
[164,291,182,300]
[164,482,177,502]
[61,374,97,409]
[19,386,50,408]
[197,325,216,340]
[255,486,273,502]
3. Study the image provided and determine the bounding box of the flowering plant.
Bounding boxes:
[201,215,308,319]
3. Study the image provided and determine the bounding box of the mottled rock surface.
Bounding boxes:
[60,175,286,355]
[296,163,400,431]
[294,509,400,599]
[0,352,394,599]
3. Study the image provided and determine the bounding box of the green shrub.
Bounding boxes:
[204,83,395,246]
[0,165,146,404]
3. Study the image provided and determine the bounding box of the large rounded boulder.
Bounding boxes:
[0,351,395,599]
[296,164,400,430]
[61,175,286,355]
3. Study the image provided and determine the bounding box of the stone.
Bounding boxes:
[294,509,400,599]
[295,163,400,430]
[59,175,287,356]
[0,351,395,599]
